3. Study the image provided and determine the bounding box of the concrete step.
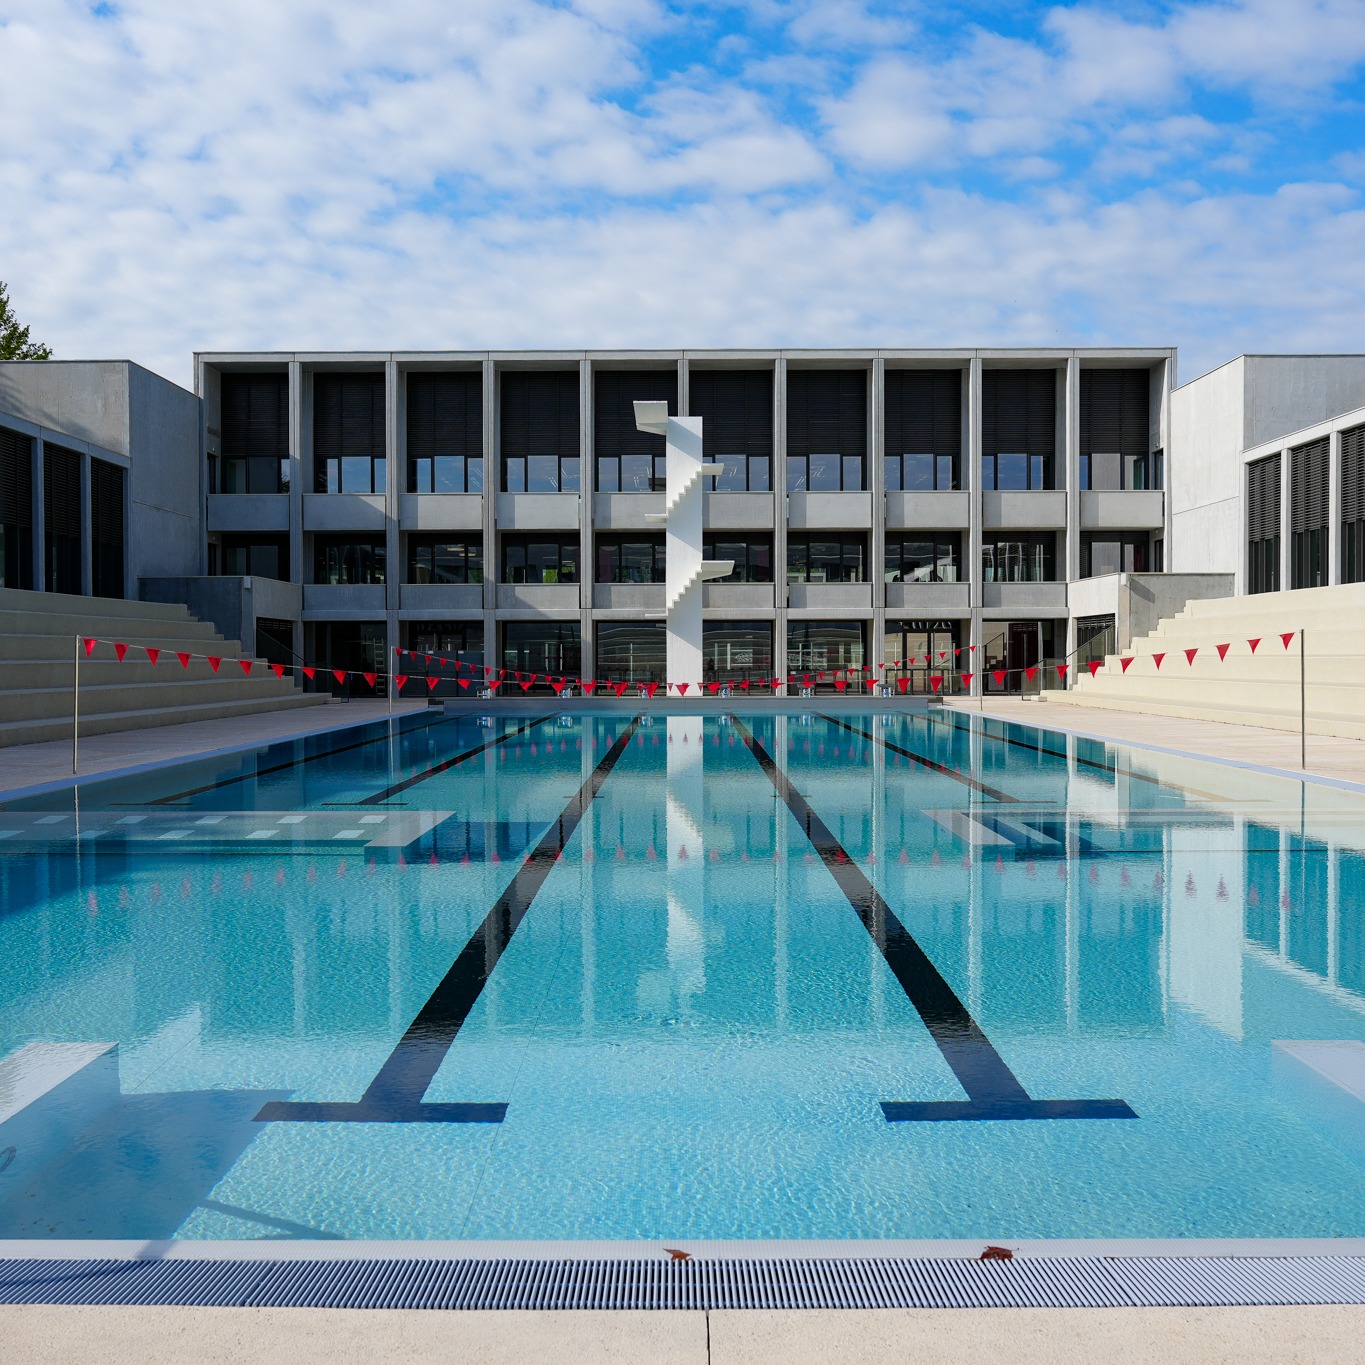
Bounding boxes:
[0,691,332,748]
[0,586,199,623]
[4,673,307,723]
[0,632,233,663]
[0,658,297,690]
[1050,688,1365,740]
[0,614,229,645]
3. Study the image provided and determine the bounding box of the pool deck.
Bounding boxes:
[5,1303,1365,1363]
[944,695,1365,790]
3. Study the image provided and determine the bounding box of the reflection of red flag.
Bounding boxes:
[395,674,409,690]
[145,647,160,666]
[1280,632,1296,649]
[676,682,689,696]
[1087,660,1103,676]
[643,682,659,698]
[83,637,97,657]
[1120,657,1134,673]
[1056,663,1069,679]
[332,669,348,685]
[1184,647,1198,665]
[1248,637,1261,653]
[239,659,253,676]
[897,677,909,693]
[363,671,377,687]
[208,655,221,672]
[1152,653,1165,670]
[1216,643,1230,661]
[271,662,285,678]
[930,675,943,692]
[114,642,128,662]
[992,670,1005,686]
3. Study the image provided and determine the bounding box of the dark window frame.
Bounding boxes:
[406,535,484,585]
[786,532,867,584]
[689,369,773,492]
[407,371,483,494]
[501,371,581,494]
[981,534,1057,583]
[885,533,961,584]
[501,533,580,585]
[702,534,773,583]
[313,535,386,585]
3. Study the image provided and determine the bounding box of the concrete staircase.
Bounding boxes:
[0,587,329,748]
[1061,582,1365,740]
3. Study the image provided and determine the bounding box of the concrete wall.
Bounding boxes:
[141,575,302,654]
[0,360,131,454]
[1170,358,1244,576]
[1067,571,1236,649]
[127,362,203,580]
[1244,355,1365,449]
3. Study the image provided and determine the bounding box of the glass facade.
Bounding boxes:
[786,534,866,583]
[595,535,664,583]
[502,534,579,584]
[702,535,772,582]
[314,537,385,585]
[982,536,1056,582]
[219,535,289,580]
[703,620,773,683]
[786,620,866,679]
[502,620,581,684]
[407,536,483,585]
[1080,534,1148,577]
[885,535,960,583]
[595,621,666,684]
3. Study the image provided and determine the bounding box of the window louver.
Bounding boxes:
[786,370,867,458]
[1341,424,1365,523]
[1247,454,1281,540]
[1079,369,1149,457]
[221,374,288,458]
[1290,437,1329,534]
[885,370,961,456]
[408,372,482,460]
[982,369,1056,457]
[594,370,676,460]
[0,427,33,528]
[689,369,773,459]
[90,458,125,599]
[501,372,580,460]
[43,442,82,594]
[314,373,385,488]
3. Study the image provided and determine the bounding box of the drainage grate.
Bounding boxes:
[3,1256,1365,1310]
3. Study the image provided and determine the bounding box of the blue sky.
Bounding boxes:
[1,0,1363,385]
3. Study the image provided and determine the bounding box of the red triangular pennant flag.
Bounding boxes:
[643,682,659,699]
[177,651,191,669]
[1280,632,1296,650]
[487,680,500,691]
[1248,637,1261,653]
[930,675,943,692]
[613,681,628,697]
[363,672,377,688]
[1087,660,1103,676]
[1120,657,1134,673]
[771,678,782,689]
[675,682,689,696]
[897,677,909,693]
[1184,647,1198,665]
[113,641,128,663]
[1056,663,1069,679]
[992,669,1005,686]
[302,666,315,680]
[82,637,97,657]
[207,655,221,672]
[581,680,596,694]
[1025,666,1038,681]
[969,644,977,653]
[457,678,470,690]
[144,647,160,666]
[521,680,534,692]
[551,679,566,695]
[239,659,253,676]
[1216,643,1230,661]
[271,662,285,678]
[707,681,720,694]
[332,669,348,685]
[739,679,751,691]
[961,672,974,686]
[834,678,848,692]
[1152,653,1165,670]
[427,676,440,691]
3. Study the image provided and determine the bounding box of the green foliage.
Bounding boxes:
[0,281,52,360]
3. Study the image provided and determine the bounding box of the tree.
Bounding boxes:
[0,281,52,360]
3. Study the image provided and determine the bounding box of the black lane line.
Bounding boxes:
[144,713,456,806]
[256,714,643,1125]
[818,714,1021,803]
[357,715,556,805]
[731,715,1136,1124]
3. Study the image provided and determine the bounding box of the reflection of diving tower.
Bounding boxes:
[634,401,732,689]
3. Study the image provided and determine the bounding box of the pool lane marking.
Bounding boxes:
[255,714,644,1125]
[730,715,1137,1125]
[356,715,557,806]
[143,713,458,805]
[817,714,1021,803]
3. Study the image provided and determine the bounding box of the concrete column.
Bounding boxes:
[1064,356,1081,661]
[579,359,592,619]
[31,435,45,591]
[79,448,92,596]
[288,360,305,661]
[1330,427,1343,586]
[482,357,497,665]
[773,357,788,694]
[384,357,401,681]
[967,357,983,692]
[870,357,886,689]
[1279,445,1292,591]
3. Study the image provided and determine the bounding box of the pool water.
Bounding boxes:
[3,706,1365,1243]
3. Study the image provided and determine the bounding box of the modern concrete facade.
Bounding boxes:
[193,347,1177,692]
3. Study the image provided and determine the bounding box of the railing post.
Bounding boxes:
[1301,626,1307,770]
[72,634,80,775]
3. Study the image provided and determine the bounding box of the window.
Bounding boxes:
[407,536,483,585]
[595,534,664,583]
[89,458,125,599]
[982,535,1056,582]
[595,370,675,493]
[702,535,772,583]
[501,371,580,493]
[704,620,773,682]
[502,534,579,584]
[314,373,386,494]
[43,443,82,595]
[310,622,386,696]
[885,369,961,490]
[596,621,666,683]
[982,369,1056,490]
[313,537,385,585]
[885,534,961,583]
[1343,425,1365,584]
[503,620,580,684]
[0,426,34,590]
[219,535,289,580]
[1079,368,1151,491]
[689,369,773,492]
[1080,534,1148,577]
[786,533,866,584]
[408,372,482,493]
[1291,436,1329,589]
[1153,537,1164,572]
[787,620,866,675]
[220,373,288,493]
[786,370,866,492]
[406,620,483,667]
[1247,454,1281,594]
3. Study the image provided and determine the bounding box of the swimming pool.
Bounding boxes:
[3,705,1365,1246]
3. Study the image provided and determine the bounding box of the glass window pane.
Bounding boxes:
[505,458,526,493]
[434,456,462,493]
[528,456,558,492]
[936,455,954,490]
[749,456,770,492]
[1090,453,1122,491]
[341,457,369,493]
[842,455,862,491]
[786,456,807,492]
[900,454,933,490]
[598,458,620,494]
[467,458,484,493]
[1031,454,1046,489]
[560,458,581,493]
[997,453,1027,491]
[885,456,902,492]
[619,454,650,492]
[808,453,840,491]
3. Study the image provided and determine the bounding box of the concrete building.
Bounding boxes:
[191,347,1177,693]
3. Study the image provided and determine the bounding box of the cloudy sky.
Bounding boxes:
[2,0,1363,387]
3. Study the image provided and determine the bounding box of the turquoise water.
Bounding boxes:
[3,706,1365,1242]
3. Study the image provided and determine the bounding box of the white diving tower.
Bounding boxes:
[634,401,732,690]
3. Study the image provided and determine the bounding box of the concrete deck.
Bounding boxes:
[0,699,432,799]
[946,695,1365,789]
[4,1304,1365,1363]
